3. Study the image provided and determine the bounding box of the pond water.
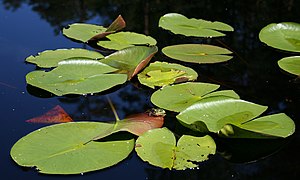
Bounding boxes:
[1,0,300,179]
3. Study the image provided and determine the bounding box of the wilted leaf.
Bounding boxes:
[162,44,232,64]
[159,13,233,37]
[278,56,300,76]
[26,105,73,124]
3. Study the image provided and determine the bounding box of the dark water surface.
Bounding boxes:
[1,0,300,179]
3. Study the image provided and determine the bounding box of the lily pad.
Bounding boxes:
[138,61,198,88]
[151,82,239,112]
[97,32,157,50]
[135,128,216,170]
[25,48,104,68]
[159,13,233,37]
[162,44,233,64]
[10,122,134,174]
[259,22,300,52]
[26,60,127,96]
[278,56,300,76]
[101,46,158,79]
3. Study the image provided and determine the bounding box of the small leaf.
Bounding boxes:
[101,46,158,79]
[26,105,73,124]
[138,61,198,88]
[278,56,300,76]
[135,128,216,170]
[25,48,104,68]
[259,22,300,52]
[159,13,233,37]
[162,44,232,64]
[26,60,127,96]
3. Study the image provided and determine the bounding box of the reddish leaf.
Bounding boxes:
[26,105,73,124]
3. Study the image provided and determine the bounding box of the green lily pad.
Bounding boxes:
[26,60,127,96]
[10,122,134,174]
[25,48,104,68]
[135,128,216,170]
[137,61,198,88]
[151,82,239,112]
[97,32,157,50]
[162,44,233,63]
[101,46,158,79]
[159,13,233,37]
[278,56,300,76]
[259,22,300,52]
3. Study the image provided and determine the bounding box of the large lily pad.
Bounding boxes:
[97,32,157,50]
[278,56,300,76]
[26,60,127,96]
[10,122,134,174]
[159,13,233,37]
[151,82,239,112]
[259,22,300,52]
[101,46,158,79]
[135,128,216,170]
[138,61,198,88]
[162,44,233,64]
[25,48,104,68]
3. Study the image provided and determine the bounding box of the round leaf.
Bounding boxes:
[25,48,104,68]
[26,60,127,96]
[159,13,233,37]
[259,22,300,52]
[162,44,233,64]
[138,61,198,88]
[10,122,134,174]
[278,56,300,76]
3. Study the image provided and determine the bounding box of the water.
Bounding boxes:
[1,0,300,179]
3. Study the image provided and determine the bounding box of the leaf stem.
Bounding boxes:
[106,95,120,122]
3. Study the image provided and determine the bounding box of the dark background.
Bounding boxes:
[1,0,299,179]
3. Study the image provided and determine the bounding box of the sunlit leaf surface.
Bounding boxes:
[162,44,232,63]
[135,128,216,170]
[159,13,233,37]
[278,56,300,76]
[259,22,300,52]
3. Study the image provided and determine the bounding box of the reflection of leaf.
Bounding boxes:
[97,32,157,50]
[151,82,239,112]
[26,60,127,96]
[138,61,198,88]
[26,105,73,124]
[159,13,233,37]
[162,44,232,64]
[102,46,158,79]
[278,56,300,76]
[25,48,104,68]
[259,22,300,52]
[135,128,216,170]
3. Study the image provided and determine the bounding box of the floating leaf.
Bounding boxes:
[138,61,198,88]
[25,48,104,68]
[11,122,134,174]
[26,60,127,96]
[135,128,216,170]
[151,82,239,112]
[101,46,158,79]
[26,105,73,124]
[162,44,233,64]
[259,22,300,52]
[97,32,157,50]
[278,56,300,76]
[159,13,233,37]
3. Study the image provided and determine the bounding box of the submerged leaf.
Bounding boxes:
[278,56,300,76]
[25,48,104,68]
[162,44,233,64]
[26,60,127,96]
[159,13,233,37]
[26,105,73,124]
[259,22,300,52]
[135,128,216,170]
[138,61,198,88]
